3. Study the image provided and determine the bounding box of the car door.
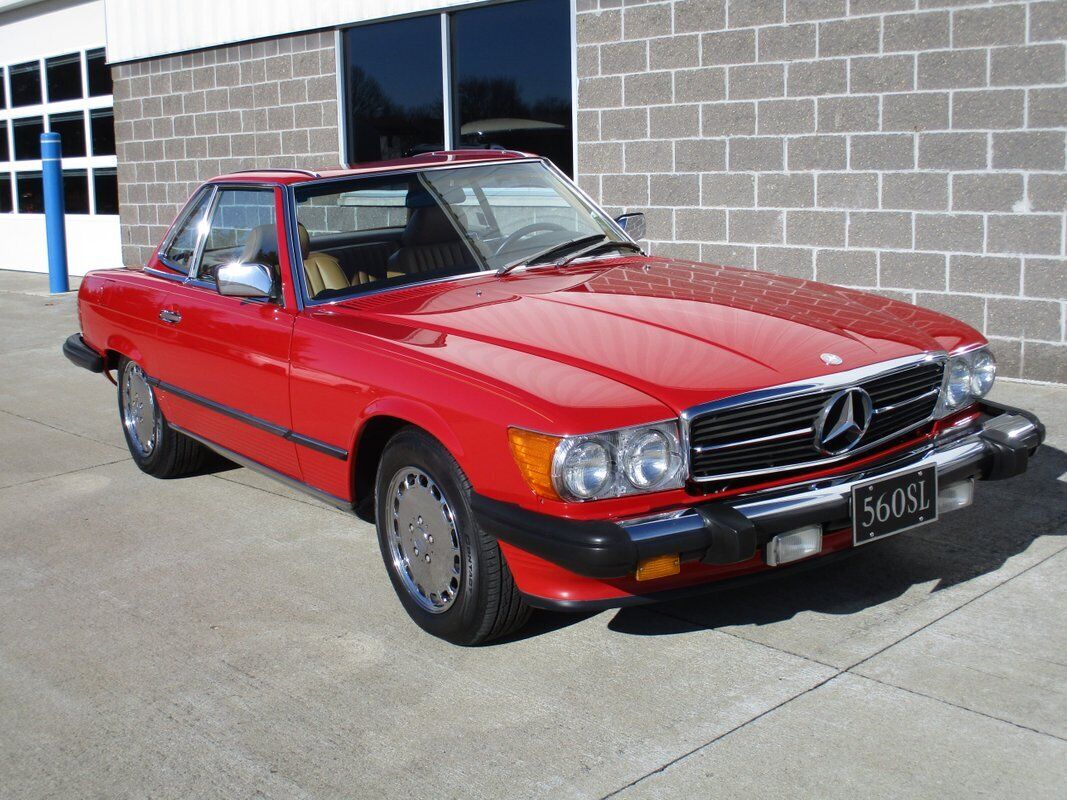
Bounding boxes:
[151,184,301,479]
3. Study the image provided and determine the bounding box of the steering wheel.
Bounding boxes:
[492,222,569,257]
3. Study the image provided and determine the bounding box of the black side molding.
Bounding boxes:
[63,334,105,373]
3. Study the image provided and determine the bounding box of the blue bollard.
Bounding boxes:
[41,132,70,294]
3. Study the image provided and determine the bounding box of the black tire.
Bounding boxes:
[374,427,530,645]
[116,357,207,478]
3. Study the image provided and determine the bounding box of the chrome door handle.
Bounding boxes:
[159,309,182,324]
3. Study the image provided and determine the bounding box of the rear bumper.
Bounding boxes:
[62,334,105,373]
[473,402,1044,604]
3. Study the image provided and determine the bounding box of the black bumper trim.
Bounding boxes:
[62,334,105,373]
[474,402,1043,582]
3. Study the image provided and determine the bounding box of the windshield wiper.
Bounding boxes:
[557,239,644,266]
[497,234,607,276]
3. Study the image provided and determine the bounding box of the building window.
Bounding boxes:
[16,171,43,213]
[13,117,44,160]
[3,49,116,215]
[49,112,87,157]
[90,108,115,156]
[343,16,443,163]
[341,0,573,174]
[93,167,118,214]
[0,175,11,213]
[63,169,90,214]
[10,61,41,107]
[451,0,573,175]
[86,48,112,97]
[46,53,83,102]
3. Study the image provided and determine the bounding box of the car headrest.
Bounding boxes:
[240,224,280,266]
[296,222,311,258]
[401,206,461,246]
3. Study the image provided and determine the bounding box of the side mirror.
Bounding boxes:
[614,212,646,241]
[216,262,275,299]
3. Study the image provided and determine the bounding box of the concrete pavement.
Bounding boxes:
[1,269,1065,799]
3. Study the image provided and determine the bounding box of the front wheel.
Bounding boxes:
[374,428,530,645]
[117,357,207,478]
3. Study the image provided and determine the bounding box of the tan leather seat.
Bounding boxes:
[297,223,351,297]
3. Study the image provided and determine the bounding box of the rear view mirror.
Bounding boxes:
[216,262,275,299]
[614,212,646,241]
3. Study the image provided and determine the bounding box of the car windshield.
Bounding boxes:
[292,160,631,301]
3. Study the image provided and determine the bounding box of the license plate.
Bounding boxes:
[852,466,938,545]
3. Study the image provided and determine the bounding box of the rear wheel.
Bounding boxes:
[375,428,530,645]
[117,357,207,478]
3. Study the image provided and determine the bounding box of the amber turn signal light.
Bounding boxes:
[508,428,561,500]
[634,553,680,581]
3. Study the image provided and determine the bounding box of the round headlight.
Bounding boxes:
[558,439,611,499]
[622,429,672,489]
[945,357,972,409]
[970,349,996,397]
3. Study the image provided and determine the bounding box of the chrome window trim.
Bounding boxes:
[681,351,948,484]
[157,184,216,275]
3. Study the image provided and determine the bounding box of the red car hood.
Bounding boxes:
[328,257,980,414]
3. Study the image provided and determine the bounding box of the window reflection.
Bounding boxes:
[86,49,112,97]
[451,0,573,175]
[344,16,443,163]
[0,175,11,214]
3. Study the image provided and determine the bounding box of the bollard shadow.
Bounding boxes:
[605,443,1067,638]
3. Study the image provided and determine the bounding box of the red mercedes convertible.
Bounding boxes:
[64,151,1044,644]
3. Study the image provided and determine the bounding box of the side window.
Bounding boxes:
[161,189,212,274]
[197,188,277,284]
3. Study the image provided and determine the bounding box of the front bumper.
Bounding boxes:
[62,334,105,373]
[473,402,1044,587]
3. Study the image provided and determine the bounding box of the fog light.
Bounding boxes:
[635,553,680,581]
[765,525,823,566]
[938,479,974,513]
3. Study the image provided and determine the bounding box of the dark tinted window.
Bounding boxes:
[93,167,118,214]
[46,52,82,101]
[90,108,115,155]
[343,16,443,163]
[10,61,41,107]
[451,0,573,175]
[0,122,8,161]
[49,112,87,157]
[16,171,43,213]
[163,189,213,273]
[0,67,6,109]
[13,117,44,160]
[63,169,89,214]
[0,175,11,213]
[86,49,112,97]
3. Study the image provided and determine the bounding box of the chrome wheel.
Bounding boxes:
[122,362,158,457]
[386,466,462,614]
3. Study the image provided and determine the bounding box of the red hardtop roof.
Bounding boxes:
[211,149,534,184]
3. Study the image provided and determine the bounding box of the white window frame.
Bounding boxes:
[0,46,117,216]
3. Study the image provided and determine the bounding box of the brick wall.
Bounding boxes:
[576,0,1067,383]
[112,31,340,267]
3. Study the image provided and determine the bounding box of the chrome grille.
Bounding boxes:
[687,359,945,481]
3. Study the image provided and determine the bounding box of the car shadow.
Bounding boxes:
[607,443,1067,638]
[501,444,1067,644]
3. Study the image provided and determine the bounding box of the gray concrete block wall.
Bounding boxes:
[576,0,1067,383]
[112,31,340,267]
